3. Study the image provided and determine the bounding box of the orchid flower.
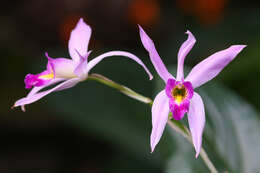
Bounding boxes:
[13,18,153,111]
[139,26,246,157]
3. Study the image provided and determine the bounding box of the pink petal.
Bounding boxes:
[24,72,51,89]
[176,31,196,81]
[139,25,174,82]
[15,78,65,111]
[165,79,176,98]
[54,78,81,92]
[170,99,190,120]
[74,59,88,79]
[14,78,80,108]
[86,51,153,80]
[150,90,169,152]
[188,92,205,158]
[68,18,92,62]
[185,45,246,88]
[23,54,56,89]
[46,53,78,78]
[27,78,65,97]
[74,51,92,79]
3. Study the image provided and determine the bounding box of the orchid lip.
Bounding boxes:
[24,69,55,89]
[165,78,194,120]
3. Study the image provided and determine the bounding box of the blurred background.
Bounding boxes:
[2,0,260,172]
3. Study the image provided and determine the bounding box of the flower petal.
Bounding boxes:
[165,79,176,98]
[185,45,246,88]
[68,18,92,62]
[46,53,78,78]
[54,78,80,92]
[183,81,194,99]
[74,59,88,79]
[15,78,65,111]
[24,72,53,89]
[139,25,174,82]
[170,99,190,120]
[86,51,153,80]
[74,51,92,79]
[150,90,169,152]
[14,78,80,108]
[188,92,205,158]
[27,78,65,97]
[176,31,196,81]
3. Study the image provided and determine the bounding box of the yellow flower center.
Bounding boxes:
[172,84,187,105]
[39,73,54,80]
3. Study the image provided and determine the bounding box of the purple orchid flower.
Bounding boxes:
[13,18,153,111]
[139,26,246,157]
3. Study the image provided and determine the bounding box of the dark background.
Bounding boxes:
[2,0,260,172]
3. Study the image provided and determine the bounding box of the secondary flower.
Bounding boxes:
[139,26,246,157]
[13,18,153,111]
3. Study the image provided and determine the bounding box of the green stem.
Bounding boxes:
[167,120,218,173]
[87,73,218,173]
[88,73,153,105]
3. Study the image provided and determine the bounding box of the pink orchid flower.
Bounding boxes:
[13,18,153,111]
[139,26,246,157]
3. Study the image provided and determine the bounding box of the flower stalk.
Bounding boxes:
[87,73,218,173]
[167,120,218,173]
[88,73,153,105]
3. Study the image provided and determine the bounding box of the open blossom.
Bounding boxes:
[139,26,246,157]
[13,18,153,111]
